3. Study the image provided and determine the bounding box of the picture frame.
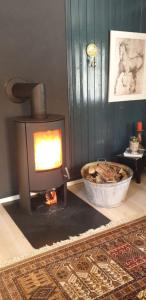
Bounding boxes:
[108,30,146,102]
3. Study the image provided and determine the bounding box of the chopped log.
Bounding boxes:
[86,162,128,183]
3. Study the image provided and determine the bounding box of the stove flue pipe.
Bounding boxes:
[5,79,47,119]
[31,83,47,119]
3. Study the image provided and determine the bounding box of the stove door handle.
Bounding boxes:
[63,166,70,181]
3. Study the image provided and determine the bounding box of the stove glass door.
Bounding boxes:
[33,128,62,171]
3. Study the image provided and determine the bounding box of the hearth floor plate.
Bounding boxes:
[3,191,110,249]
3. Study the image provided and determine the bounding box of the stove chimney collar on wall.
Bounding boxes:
[5,78,47,120]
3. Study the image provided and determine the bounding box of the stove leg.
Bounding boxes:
[63,182,67,207]
[16,122,32,214]
[19,188,32,214]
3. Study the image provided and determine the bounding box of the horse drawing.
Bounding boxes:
[114,41,144,95]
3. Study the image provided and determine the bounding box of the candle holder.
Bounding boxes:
[136,121,143,132]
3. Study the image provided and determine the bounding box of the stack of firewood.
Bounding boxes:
[85,162,129,184]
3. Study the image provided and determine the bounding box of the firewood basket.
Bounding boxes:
[81,161,133,208]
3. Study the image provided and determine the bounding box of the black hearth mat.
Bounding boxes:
[4,191,110,249]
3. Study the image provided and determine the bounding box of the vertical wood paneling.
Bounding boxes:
[66,0,146,175]
[79,0,89,164]
[141,0,146,33]
[87,0,96,161]
[70,0,81,167]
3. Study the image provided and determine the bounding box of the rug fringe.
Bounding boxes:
[0,211,146,269]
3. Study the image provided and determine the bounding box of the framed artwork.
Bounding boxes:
[108,30,146,102]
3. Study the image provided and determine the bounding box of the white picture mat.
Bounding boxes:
[108,30,146,102]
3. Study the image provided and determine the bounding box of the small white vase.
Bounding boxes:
[129,141,139,153]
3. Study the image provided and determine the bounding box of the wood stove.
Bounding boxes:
[6,80,69,213]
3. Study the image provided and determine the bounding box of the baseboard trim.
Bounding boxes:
[0,194,20,204]
[0,180,83,205]
[67,178,83,186]
[0,192,36,204]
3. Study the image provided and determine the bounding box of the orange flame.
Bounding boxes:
[33,129,62,171]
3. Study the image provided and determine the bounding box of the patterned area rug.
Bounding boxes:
[0,216,146,300]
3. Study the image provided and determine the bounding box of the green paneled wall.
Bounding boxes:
[66,0,146,176]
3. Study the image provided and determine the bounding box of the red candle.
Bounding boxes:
[137,121,143,131]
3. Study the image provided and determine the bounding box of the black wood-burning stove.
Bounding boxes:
[6,80,69,213]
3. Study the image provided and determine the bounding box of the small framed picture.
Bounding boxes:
[108,30,146,102]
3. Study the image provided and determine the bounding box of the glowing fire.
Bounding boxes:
[33,129,62,171]
[45,190,57,205]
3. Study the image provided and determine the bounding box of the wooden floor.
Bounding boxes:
[0,171,146,265]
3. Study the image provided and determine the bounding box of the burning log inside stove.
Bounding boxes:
[45,189,57,206]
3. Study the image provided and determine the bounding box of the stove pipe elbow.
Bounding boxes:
[5,79,47,120]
